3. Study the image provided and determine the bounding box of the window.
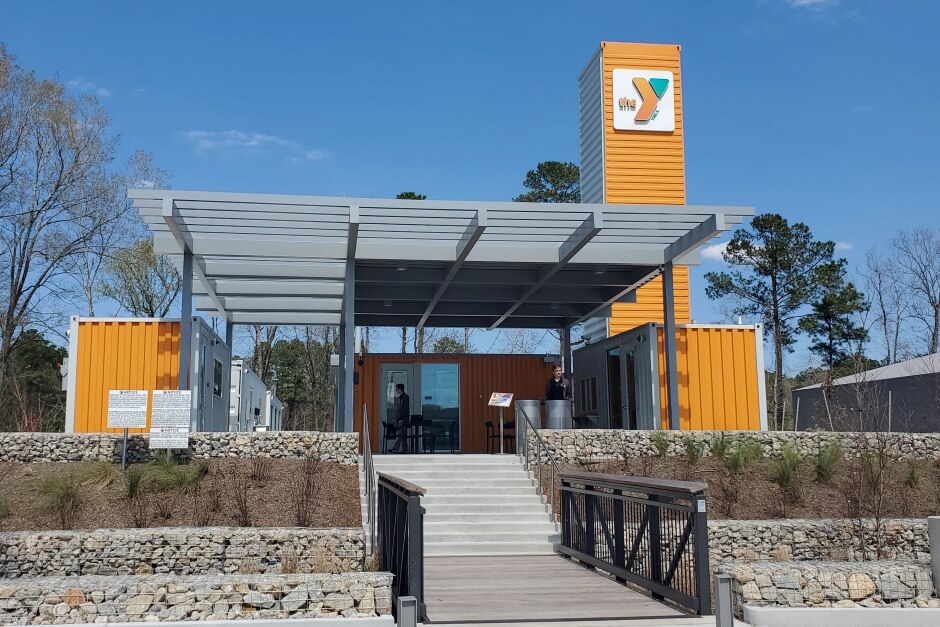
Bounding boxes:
[213,358,224,398]
[578,377,598,413]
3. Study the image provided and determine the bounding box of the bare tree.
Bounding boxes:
[245,325,278,384]
[498,329,548,354]
[861,250,913,364]
[0,48,119,397]
[99,239,181,316]
[891,228,940,356]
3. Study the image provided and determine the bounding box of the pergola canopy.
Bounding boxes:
[129,189,754,330]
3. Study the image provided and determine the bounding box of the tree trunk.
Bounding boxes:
[400,327,406,354]
[773,323,785,432]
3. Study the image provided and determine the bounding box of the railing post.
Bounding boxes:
[715,573,733,627]
[406,495,426,622]
[561,481,571,548]
[648,494,663,600]
[613,488,625,574]
[693,491,712,615]
[583,485,596,560]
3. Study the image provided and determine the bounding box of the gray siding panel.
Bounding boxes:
[578,49,604,205]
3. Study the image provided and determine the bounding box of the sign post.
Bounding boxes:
[107,390,148,471]
[151,390,192,450]
[488,393,514,454]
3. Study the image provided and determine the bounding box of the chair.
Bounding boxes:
[503,421,516,452]
[424,419,457,454]
[485,421,498,454]
[406,415,427,453]
[381,421,397,454]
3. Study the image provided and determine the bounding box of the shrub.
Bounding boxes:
[724,447,749,475]
[228,466,252,527]
[736,437,764,463]
[682,436,703,467]
[39,474,83,529]
[710,434,732,460]
[125,465,146,499]
[79,461,118,488]
[280,548,300,574]
[250,457,272,482]
[770,444,803,510]
[649,432,669,457]
[291,457,322,527]
[150,459,208,496]
[0,494,10,518]
[815,442,843,484]
[130,494,148,528]
[904,461,921,489]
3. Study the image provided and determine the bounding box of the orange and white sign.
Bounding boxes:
[612,69,675,132]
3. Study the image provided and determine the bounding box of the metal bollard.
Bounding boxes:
[714,573,733,627]
[397,595,418,627]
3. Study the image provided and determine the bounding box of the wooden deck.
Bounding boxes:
[423,555,688,624]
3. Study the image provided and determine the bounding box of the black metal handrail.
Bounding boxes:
[377,472,428,622]
[516,403,562,522]
[558,471,712,616]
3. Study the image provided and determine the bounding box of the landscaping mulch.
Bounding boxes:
[0,458,361,532]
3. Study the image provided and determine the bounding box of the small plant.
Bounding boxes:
[649,432,670,457]
[130,494,149,528]
[79,461,118,488]
[770,444,803,512]
[904,461,921,489]
[124,466,146,498]
[154,495,174,521]
[291,457,322,526]
[724,447,748,475]
[192,490,213,526]
[151,459,208,496]
[280,548,300,574]
[228,466,252,527]
[39,474,83,529]
[250,457,272,482]
[815,442,843,484]
[238,559,263,575]
[710,434,732,460]
[0,494,10,519]
[736,437,764,463]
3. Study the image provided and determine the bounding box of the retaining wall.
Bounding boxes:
[0,432,358,465]
[0,572,391,624]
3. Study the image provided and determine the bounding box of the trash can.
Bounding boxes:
[545,400,573,429]
[515,400,541,429]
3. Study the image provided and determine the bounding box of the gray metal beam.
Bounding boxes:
[663,261,680,430]
[179,248,193,391]
[196,296,342,312]
[228,312,341,325]
[163,200,226,319]
[664,213,725,262]
[194,279,343,298]
[356,314,574,329]
[573,267,662,326]
[417,209,487,330]
[347,205,359,260]
[489,211,603,330]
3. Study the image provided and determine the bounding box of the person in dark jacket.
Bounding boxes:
[545,364,572,401]
[389,383,411,453]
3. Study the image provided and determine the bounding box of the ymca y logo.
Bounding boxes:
[612,69,675,132]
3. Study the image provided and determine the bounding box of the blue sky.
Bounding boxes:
[3,1,939,364]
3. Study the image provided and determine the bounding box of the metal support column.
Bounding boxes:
[342,262,355,433]
[225,319,234,350]
[336,320,346,433]
[662,261,680,430]
[561,326,572,375]
[179,250,193,392]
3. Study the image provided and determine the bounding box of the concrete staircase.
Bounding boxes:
[361,454,558,556]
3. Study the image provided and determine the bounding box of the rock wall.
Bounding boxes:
[0,432,358,465]
[717,560,937,614]
[0,572,392,624]
[709,519,930,563]
[529,429,940,463]
[0,528,365,578]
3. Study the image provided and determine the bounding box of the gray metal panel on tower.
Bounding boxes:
[578,47,605,204]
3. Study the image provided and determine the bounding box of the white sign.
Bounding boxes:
[107,390,148,428]
[612,69,675,132]
[149,427,190,449]
[488,393,514,408]
[151,390,192,428]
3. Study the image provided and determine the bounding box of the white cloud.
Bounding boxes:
[66,77,112,97]
[134,87,146,96]
[184,129,328,161]
[132,179,157,189]
[835,241,853,252]
[787,0,838,8]
[701,242,729,261]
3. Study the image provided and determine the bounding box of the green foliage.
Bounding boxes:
[1,329,67,432]
[395,191,426,200]
[148,456,208,496]
[815,442,843,484]
[710,434,732,460]
[268,330,336,431]
[512,161,580,203]
[770,444,803,499]
[125,465,146,498]
[799,283,869,372]
[0,494,9,518]
[649,432,669,457]
[723,437,763,475]
[100,239,181,318]
[39,474,83,529]
[432,335,464,353]
[79,460,118,488]
[682,436,703,468]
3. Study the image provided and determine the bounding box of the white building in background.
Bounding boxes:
[230,360,283,431]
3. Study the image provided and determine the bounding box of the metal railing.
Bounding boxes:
[516,404,562,522]
[557,471,711,615]
[377,472,427,623]
[361,404,377,552]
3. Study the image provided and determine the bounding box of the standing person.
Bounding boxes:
[389,383,411,453]
[545,364,572,401]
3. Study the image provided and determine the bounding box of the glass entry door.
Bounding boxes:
[420,363,460,452]
[380,364,417,427]
[620,338,657,430]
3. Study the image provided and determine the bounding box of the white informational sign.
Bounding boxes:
[149,427,190,449]
[612,69,675,132]
[107,390,148,429]
[488,392,514,408]
[151,390,192,427]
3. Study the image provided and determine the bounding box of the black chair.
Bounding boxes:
[485,421,498,454]
[406,415,428,453]
[381,421,398,454]
[424,419,457,454]
[503,420,516,452]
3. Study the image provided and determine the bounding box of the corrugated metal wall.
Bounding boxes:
[610,266,691,334]
[654,326,762,430]
[578,48,605,204]
[73,320,180,433]
[354,354,554,453]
